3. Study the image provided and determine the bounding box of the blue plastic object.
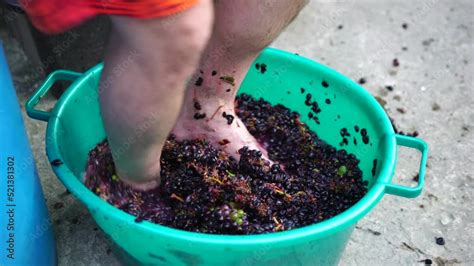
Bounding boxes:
[0,42,56,265]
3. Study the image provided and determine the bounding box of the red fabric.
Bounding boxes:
[20,0,198,34]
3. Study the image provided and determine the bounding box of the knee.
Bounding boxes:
[158,18,213,71]
[162,3,214,64]
[110,0,213,69]
[212,0,308,54]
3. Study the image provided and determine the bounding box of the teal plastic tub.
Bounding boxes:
[26,48,428,265]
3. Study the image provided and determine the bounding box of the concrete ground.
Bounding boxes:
[1,0,473,265]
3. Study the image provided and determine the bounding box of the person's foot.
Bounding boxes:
[171,0,307,163]
[172,99,270,160]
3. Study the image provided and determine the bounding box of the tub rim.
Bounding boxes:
[37,48,419,247]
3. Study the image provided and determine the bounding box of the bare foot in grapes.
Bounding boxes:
[170,0,307,162]
[171,47,272,161]
[172,100,270,160]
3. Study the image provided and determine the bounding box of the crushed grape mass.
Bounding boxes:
[85,94,367,234]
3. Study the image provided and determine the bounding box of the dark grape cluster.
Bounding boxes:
[209,204,250,233]
[85,94,367,234]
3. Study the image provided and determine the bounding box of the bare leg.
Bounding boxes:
[173,0,308,159]
[100,0,213,189]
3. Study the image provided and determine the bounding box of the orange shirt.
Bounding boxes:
[20,0,198,34]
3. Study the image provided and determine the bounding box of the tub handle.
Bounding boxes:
[26,70,82,121]
[385,134,428,198]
